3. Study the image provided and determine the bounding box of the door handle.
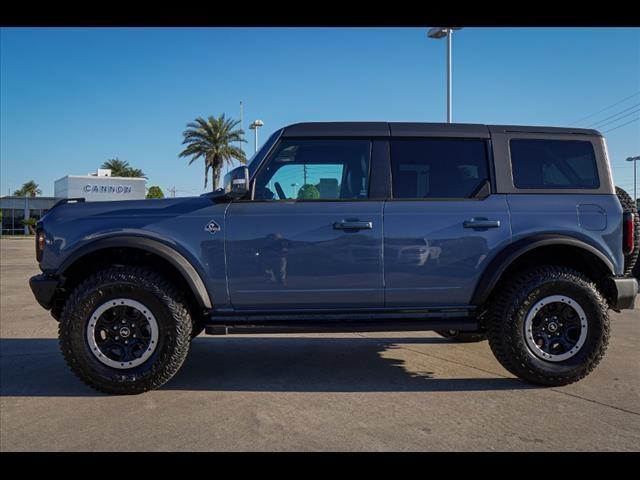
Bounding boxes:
[463,218,501,229]
[333,220,373,230]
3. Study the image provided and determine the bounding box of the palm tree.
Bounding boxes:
[21,217,37,235]
[179,114,247,190]
[100,158,146,178]
[13,180,41,197]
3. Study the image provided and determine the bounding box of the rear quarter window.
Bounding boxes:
[510,139,599,189]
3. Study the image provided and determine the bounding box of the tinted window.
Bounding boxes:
[247,130,281,177]
[390,139,489,199]
[253,139,371,200]
[510,139,599,189]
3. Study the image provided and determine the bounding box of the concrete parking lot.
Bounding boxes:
[1,237,639,451]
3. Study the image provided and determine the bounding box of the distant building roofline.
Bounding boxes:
[0,195,58,200]
[54,175,147,182]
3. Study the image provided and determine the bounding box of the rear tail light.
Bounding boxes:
[623,212,635,255]
[36,227,45,262]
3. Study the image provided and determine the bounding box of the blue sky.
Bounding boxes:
[1,27,639,197]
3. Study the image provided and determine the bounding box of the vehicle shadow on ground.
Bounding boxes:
[0,336,537,397]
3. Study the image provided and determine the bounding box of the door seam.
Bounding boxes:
[382,199,387,307]
[223,201,233,309]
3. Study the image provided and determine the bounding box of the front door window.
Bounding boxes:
[253,140,371,201]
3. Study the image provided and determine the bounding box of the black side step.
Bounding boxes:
[204,319,479,336]
[208,306,475,323]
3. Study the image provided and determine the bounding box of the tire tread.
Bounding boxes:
[487,266,609,386]
[616,186,640,276]
[58,266,192,395]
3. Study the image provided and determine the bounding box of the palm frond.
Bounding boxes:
[179,113,247,190]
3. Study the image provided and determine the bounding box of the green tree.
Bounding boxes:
[297,184,320,200]
[179,114,247,191]
[21,217,37,235]
[100,158,146,178]
[13,180,41,197]
[146,186,165,199]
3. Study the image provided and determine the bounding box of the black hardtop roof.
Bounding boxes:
[281,122,601,138]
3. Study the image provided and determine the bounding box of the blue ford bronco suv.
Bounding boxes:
[29,122,639,394]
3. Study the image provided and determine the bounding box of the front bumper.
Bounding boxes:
[608,276,638,311]
[29,274,60,310]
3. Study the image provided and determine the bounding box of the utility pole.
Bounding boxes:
[303,164,308,185]
[169,186,176,198]
[446,30,452,123]
[627,155,640,203]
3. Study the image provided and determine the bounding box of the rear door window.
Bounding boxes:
[510,139,599,189]
[390,139,489,199]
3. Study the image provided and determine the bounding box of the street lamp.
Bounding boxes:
[427,27,462,123]
[249,120,264,153]
[626,155,640,203]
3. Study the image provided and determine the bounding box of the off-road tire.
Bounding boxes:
[487,266,609,387]
[59,266,192,395]
[435,330,487,343]
[616,186,639,276]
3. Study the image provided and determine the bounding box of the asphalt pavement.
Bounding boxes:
[1,237,639,451]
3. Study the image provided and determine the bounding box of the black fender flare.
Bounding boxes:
[57,235,212,309]
[471,234,615,306]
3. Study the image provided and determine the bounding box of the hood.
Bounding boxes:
[41,196,216,223]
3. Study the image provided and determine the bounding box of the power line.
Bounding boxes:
[587,103,640,127]
[603,117,640,134]
[571,91,640,125]
[592,108,640,130]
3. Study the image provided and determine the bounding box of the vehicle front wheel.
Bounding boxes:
[58,267,193,395]
[487,266,609,387]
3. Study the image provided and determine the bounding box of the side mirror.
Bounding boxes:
[223,166,250,198]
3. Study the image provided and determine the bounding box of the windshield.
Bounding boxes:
[248,129,283,178]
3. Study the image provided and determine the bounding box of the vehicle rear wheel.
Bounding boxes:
[486,266,609,386]
[616,186,639,276]
[58,266,192,394]
[435,329,487,343]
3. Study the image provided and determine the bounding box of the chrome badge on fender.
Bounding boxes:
[204,220,221,234]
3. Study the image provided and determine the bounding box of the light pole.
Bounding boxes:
[627,155,640,203]
[427,27,462,123]
[249,120,264,153]
[239,101,244,154]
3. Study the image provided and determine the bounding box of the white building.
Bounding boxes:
[54,169,146,202]
[1,170,148,235]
